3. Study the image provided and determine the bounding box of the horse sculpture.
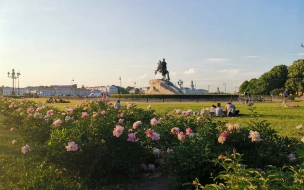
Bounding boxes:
[155,59,170,81]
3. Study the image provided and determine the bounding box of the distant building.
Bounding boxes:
[129,88,136,94]
[181,87,207,94]
[3,87,26,95]
[37,87,55,96]
[87,85,118,95]
[180,80,208,94]
[108,85,118,94]
[75,88,90,96]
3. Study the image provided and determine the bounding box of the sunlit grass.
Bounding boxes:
[28,98,304,139]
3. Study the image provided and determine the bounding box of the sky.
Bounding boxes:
[1,0,304,93]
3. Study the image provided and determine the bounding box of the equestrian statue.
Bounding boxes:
[155,58,170,81]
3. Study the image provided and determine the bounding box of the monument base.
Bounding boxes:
[146,79,184,94]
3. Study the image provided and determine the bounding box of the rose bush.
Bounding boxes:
[0,97,303,189]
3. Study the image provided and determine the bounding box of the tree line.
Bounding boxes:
[239,59,304,96]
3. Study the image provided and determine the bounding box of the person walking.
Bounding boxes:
[282,90,288,106]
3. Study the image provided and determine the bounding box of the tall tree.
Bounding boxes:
[0,85,3,95]
[239,80,249,94]
[260,64,288,94]
[114,86,129,94]
[285,59,304,94]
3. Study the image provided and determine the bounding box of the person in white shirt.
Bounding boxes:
[215,103,224,117]
[106,96,110,103]
[114,100,121,110]
[226,102,239,116]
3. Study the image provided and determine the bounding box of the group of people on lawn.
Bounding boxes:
[209,102,240,117]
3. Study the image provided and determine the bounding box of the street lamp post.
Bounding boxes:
[178,79,183,89]
[71,78,74,95]
[119,76,121,99]
[235,86,238,93]
[223,82,226,93]
[134,82,136,94]
[7,69,17,95]
[208,85,210,93]
[17,71,21,95]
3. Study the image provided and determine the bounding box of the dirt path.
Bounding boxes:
[132,173,178,190]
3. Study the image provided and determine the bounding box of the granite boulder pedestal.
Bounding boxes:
[146,79,184,95]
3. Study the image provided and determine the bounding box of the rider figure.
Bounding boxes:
[155,58,170,81]
[161,58,167,72]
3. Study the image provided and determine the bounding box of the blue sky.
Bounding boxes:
[1,0,304,92]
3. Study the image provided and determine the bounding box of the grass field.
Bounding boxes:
[28,98,304,139]
[1,98,304,189]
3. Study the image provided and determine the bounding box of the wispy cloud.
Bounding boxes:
[218,69,240,74]
[203,58,228,63]
[128,73,148,81]
[2,1,56,14]
[170,71,177,76]
[284,53,304,56]
[242,56,261,58]
[185,68,195,74]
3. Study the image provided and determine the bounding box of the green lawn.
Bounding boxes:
[29,98,304,139]
[0,115,23,190]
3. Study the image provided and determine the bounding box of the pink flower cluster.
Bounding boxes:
[197,117,205,123]
[119,119,124,124]
[101,110,106,116]
[146,129,160,141]
[66,141,78,151]
[182,111,191,116]
[127,133,136,142]
[171,127,193,141]
[113,125,124,137]
[173,109,182,114]
[47,110,54,116]
[218,131,229,144]
[92,112,98,118]
[153,148,161,156]
[53,119,62,127]
[171,127,180,134]
[226,123,243,131]
[287,153,296,162]
[36,106,45,112]
[177,132,186,141]
[81,112,89,118]
[150,118,160,126]
[167,148,173,153]
[133,121,142,129]
[21,145,30,154]
[65,108,73,115]
[141,163,155,171]
[117,113,124,118]
[185,128,193,135]
[27,107,34,114]
[248,130,262,142]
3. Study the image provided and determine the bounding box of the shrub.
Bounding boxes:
[0,98,303,189]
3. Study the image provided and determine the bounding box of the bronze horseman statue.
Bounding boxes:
[155,58,170,81]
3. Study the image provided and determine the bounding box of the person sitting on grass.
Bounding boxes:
[209,105,216,116]
[215,103,224,117]
[226,102,240,117]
